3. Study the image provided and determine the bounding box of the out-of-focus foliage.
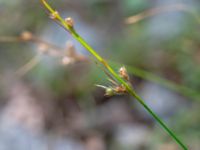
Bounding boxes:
[0,0,200,150]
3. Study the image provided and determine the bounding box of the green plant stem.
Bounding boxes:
[132,92,187,149]
[109,62,200,101]
[0,35,199,101]
[1,35,199,101]
[41,1,188,149]
[72,33,188,150]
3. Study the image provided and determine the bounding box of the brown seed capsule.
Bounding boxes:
[65,17,74,27]
[119,66,129,81]
[114,85,127,94]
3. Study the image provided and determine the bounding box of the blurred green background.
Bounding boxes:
[0,0,200,150]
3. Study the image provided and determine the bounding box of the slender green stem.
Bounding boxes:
[109,61,200,101]
[132,92,188,149]
[40,1,188,149]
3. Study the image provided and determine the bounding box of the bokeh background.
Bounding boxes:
[0,0,200,150]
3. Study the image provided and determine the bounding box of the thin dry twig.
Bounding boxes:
[125,4,194,24]
[15,53,41,76]
[0,31,87,77]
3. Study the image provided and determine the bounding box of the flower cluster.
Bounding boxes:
[96,66,130,97]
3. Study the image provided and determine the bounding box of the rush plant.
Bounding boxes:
[40,0,188,149]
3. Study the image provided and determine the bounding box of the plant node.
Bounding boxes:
[50,11,59,20]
